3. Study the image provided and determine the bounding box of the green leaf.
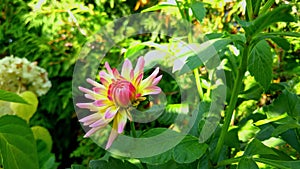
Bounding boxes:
[124,43,146,59]
[238,157,259,169]
[89,157,139,169]
[239,83,264,100]
[259,0,275,15]
[10,91,38,122]
[146,160,178,169]
[245,5,295,36]
[272,120,300,136]
[266,90,300,118]
[248,40,273,90]
[158,104,188,125]
[281,129,300,153]
[0,115,39,169]
[31,126,53,152]
[139,128,174,165]
[173,135,208,164]
[71,164,87,169]
[190,2,206,22]
[254,158,300,169]
[0,89,28,104]
[254,113,288,126]
[139,149,173,165]
[179,38,232,74]
[197,155,210,169]
[269,36,290,50]
[224,128,240,149]
[244,139,278,156]
[238,120,260,142]
[36,140,57,169]
[141,128,168,138]
[142,3,177,13]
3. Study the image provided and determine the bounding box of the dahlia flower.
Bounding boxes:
[76,57,162,149]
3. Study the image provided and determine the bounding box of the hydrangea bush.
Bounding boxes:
[0,56,51,96]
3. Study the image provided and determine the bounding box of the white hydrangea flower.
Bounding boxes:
[0,55,51,96]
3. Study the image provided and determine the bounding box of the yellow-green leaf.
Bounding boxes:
[31,126,53,152]
[10,91,38,122]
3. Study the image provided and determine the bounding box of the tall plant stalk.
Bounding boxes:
[212,40,251,163]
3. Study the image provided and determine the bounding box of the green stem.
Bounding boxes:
[194,69,204,100]
[246,0,253,20]
[130,121,137,138]
[253,0,262,16]
[260,0,275,15]
[180,0,204,100]
[212,41,251,164]
[217,157,242,167]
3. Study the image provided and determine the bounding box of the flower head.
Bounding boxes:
[76,56,162,149]
[0,55,51,96]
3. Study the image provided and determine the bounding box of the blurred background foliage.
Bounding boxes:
[1,0,299,168]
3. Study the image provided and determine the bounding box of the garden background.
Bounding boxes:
[0,0,300,169]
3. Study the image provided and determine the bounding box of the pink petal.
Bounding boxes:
[121,59,133,80]
[84,126,101,138]
[93,99,110,107]
[104,106,119,119]
[142,86,162,95]
[140,67,160,89]
[89,118,108,128]
[84,94,94,100]
[105,125,118,149]
[86,78,104,88]
[116,109,127,133]
[79,113,102,125]
[134,57,145,75]
[76,103,99,111]
[93,87,107,95]
[112,68,120,78]
[105,62,114,75]
[152,75,162,86]
[100,77,109,87]
[117,89,130,107]
[79,86,95,95]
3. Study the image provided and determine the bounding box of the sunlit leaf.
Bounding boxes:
[178,38,232,74]
[190,2,206,22]
[31,126,53,152]
[141,3,177,13]
[238,120,260,142]
[158,104,189,125]
[244,139,278,156]
[10,91,38,122]
[124,43,146,59]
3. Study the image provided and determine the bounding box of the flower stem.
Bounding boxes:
[212,41,251,163]
[130,121,137,138]
[194,69,204,100]
[216,157,242,167]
